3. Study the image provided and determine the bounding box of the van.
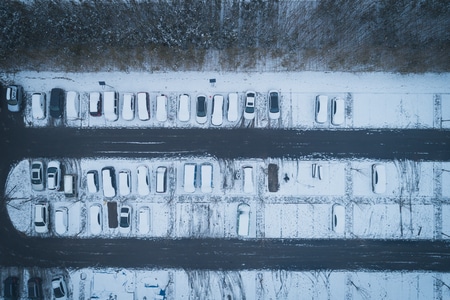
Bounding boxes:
[156,94,168,122]
[243,166,254,193]
[104,91,119,121]
[55,207,68,235]
[331,97,345,125]
[183,163,197,193]
[86,170,98,193]
[315,95,328,123]
[34,202,49,234]
[237,203,250,237]
[32,92,46,119]
[156,166,167,193]
[200,163,212,193]
[211,94,224,126]
[137,92,150,121]
[138,207,150,234]
[63,174,77,197]
[102,167,116,198]
[122,92,135,121]
[227,93,239,122]
[66,91,80,120]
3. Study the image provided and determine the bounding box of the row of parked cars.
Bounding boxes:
[31,160,77,196]
[3,275,67,300]
[315,95,346,125]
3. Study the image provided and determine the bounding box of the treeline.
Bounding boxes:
[0,0,448,72]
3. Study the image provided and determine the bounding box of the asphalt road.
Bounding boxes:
[1,101,450,271]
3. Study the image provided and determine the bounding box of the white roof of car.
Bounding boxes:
[211,95,224,126]
[102,168,116,198]
[137,92,150,121]
[138,207,150,234]
[184,164,196,193]
[237,203,251,236]
[89,92,100,112]
[119,170,131,196]
[200,164,212,193]
[87,172,98,194]
[227,93,239,122]
[243,166,254,193]
[137,165,149,196]
[156,95,167,122]
[104,91,118,121]
[31,93,45,119]
[315,95,328,123]
[66,91,79,120]
[331,97,345,125]
[122,93,134,121]
[55,208,67,235]
[178,94,190,122]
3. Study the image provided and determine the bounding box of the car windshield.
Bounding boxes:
[32,170,41,182]
[54,284,65,298]
[6,88,18,105]
[270,94,279,112]
[197,97,206,116]
[245,104,254,114]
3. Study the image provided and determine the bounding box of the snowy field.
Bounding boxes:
[5,157,447,240]
[2,71,450,129]
[3,266,450,300]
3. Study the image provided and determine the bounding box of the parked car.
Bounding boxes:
[119,169,131,196]
[30,160,45,191]
[27,277,43,299]
[156,166,167,193]
[51,275,68,300]
[372,164,386,194]
[196,95,207,124]
[243,166,254,193]
[138,206,150,234]
[86,170,99,193]
[50,88,65,118]
[89,204,102,235]
[244,91,256,120]
[315,95,328,123]
[331,97,345,125]
[137,92,150,121]
[237,203,251,237]
[55,207,68,235]
[211,94,224,126]
[122,92,135,121]
[31,92,46,119]
[63,174,77,197]
[227,92,239,122]
[47,160,61,190]
[178,94,190,122]
[200,163,213,193]
[119,206,131,234]
[332,204,345,234]
[183,163,197,193]
[137,165,150,196]
[66,91,80,120]
[3,276,19,300]
[156,94,168,122]
[268,90,280,120]
[102,167,116,198]
[34,202,49,234]
[104,91,119,121]
[6,85,23,112]
[89,92,102,117]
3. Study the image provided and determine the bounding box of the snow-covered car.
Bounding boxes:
[200,163,213,193]
[211,94,224,126]
[89,92,102,117]
[156,166,167,193]
[66,91,80,120]
[183,163,197,193]
[315,95,328,123]
[243,166,254,193]
[244,91,256,120]
[332,204,345,234]
[102,167,116,198]
[34,202,49,234]
[372,164,386,194]
[137,165,150,196]
[47,160,61,190]
[119,206,131,234]
[122,92,135,121]
[104,91,119,121]
[32,92,46,120]
[156,94,168,122]
[138,206,150,234]
[227,92,239,122]
[6,85,23,112]
[50,88,65,118]
[137,92,150,121]
[268,90,280,120]
[178,94,190,122]
[86,170,98,193]
[89,204,102,235]
[331,97,345,125]
[119,169,131,196]
[196,95,207,124]
[237,203,251,237]
[55,207,68,235]
[51,275,68,300]
[31,160,45,191]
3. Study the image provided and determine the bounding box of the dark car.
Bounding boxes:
[196,95,207,124]
[50,88,65,118]
[268,90,280,120]
[4,276,19,300]
[28,277,43,299]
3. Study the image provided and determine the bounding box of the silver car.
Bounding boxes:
[31,160,45,191]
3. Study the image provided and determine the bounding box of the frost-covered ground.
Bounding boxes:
[3,266,450,300]
[1,71,450,129]
[6,158,448,240]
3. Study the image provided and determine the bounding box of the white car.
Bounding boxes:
[268,90,280,120]
[119,169,131,196]
[137,165,150,196]
[137,92,150,121]
[89,92,102,117]
[122,93,135,121]
[243,166,254,193]
[227,92,239,122]
[31,160,45,191]
[47,160,61,190]
[55,207,68,235]
[104,91,119,121]
[372,164,386,194]
[52,276,68,300]
[183,163,197,193]
[156,166,167,193]
[138,207,150,234]
[34,202,49,234]
[211,94,224,126]
[244,91,256,120]
[119,206,131,234]
[332,204,345,234]
[102,167,116,198]
[86,170,98,194]
[196,95,207,124]
[331,97,345,125]
[66,91,80,120]
[156,94,168,122]
[89,204,102,235]
[237,203,251,237]
[32,92,46,120]
[200,163,213,193]
[315,95,328,123]
[178,94,190,122]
